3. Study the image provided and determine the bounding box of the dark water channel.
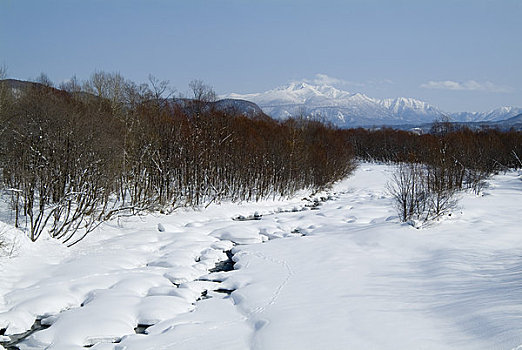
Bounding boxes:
[0,319,50,350]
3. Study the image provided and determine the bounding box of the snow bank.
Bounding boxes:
[1,164,521,349]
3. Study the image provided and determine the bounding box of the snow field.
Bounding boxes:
[1,164,521,349]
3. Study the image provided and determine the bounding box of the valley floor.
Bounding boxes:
[1,164,521,349]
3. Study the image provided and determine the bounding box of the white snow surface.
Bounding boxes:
[1,164,522,349]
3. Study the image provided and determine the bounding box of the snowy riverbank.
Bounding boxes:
[1,164,521,349]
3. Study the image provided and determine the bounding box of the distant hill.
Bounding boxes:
[0,79,268,120]
[490,113,522,130]
[1,78,49,91]
[393,113,522,133]
[450,107,522,123]
[210,98,265,118]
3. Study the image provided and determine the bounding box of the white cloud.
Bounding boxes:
[295,74,394,89]
[299,74,365,88]
[421,80,511,93]
[311,74,349,86]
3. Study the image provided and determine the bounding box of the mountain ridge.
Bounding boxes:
[225,82,521,128]
[3,79,520,130]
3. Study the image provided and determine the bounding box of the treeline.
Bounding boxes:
[0,72,355,244]
[344,124,522,222]
[345,125,521,171]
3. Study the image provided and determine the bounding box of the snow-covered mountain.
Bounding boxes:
[378,97,444,121]
[450,106,522,123]
[225,82,444,127]
[225,82,521,128]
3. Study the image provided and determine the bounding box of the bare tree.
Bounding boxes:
[189,79,217,102]
[35,72,54,87]
[0,64,7,79]
[0,65,14,136]
[423,164,459,220]
[148,74,173,100]
[387,163,427,222]
[59,75,82,93]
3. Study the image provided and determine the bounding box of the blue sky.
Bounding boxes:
[1,0,520,112]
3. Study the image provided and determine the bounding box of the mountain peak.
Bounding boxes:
[287,81,311,90]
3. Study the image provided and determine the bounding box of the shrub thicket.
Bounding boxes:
[346,122,522,222]
[0,73,356,244]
